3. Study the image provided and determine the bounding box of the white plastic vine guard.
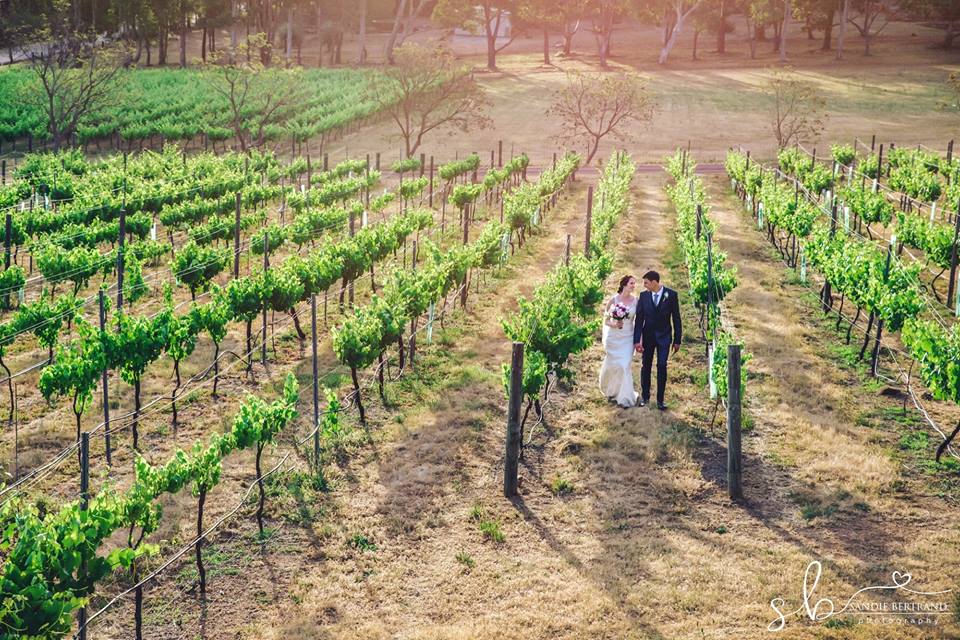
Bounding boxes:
[708,340,717,399]
[150,223,157,241]
[17,287,23,304]
[362,211,368,228]
[930,202,936,222]
[799,252,806,283]
[427,303,435,343]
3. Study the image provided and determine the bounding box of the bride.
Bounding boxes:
[599,275,639,408]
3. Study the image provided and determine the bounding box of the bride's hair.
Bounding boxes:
[617,275,634,293]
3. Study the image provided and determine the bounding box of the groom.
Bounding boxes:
[633,270,682,410]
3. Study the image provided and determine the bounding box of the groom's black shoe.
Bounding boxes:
[657,402,667,411]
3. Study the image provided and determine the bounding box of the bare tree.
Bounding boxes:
[546,71,655,164]
[26,40,129,152]
[767,69,827,148]
[369,43,491,157]
[205,36,305,152]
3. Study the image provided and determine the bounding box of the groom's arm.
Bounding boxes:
[671,290,682,345]
[633,297,644,346]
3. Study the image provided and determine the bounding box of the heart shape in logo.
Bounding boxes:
[891,571,912,587]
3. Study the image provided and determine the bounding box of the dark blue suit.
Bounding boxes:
[632,286,682,404]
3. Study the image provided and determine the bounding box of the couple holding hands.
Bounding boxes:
[599,270,682,410]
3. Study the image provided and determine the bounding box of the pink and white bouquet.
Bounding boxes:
[609,302,630,322]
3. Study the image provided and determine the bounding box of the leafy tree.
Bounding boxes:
[793,0,841,50]
[546,71,656,164]
[583,0,631,68]
[433,0,515,70]
[368,43,491,157]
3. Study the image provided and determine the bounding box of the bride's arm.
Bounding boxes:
[603,297,620,328]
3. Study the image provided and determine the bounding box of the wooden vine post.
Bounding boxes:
[116,205,126,311]
[311,294,320,473]
[947,199,960,314]
[726,345,743,500]
[504,342,524,497]
[99,291,111,466]
[233,192,242,278]
[261,229,268,367]
[77,431,90,640]
[584,186,593,258]
[3,213,10,310]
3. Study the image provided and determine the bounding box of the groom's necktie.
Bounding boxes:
[653,290,661,307]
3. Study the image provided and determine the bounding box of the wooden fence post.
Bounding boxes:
[233,192,241,278]
[311,294,320,471]
[99,291,111,466]
[726,344,742,500]
[504,342,524,497]
[947,200,960,311]
[584,186,593,257]
[77,431,90,639]
[116,206,126,311]
[261,230,269,367]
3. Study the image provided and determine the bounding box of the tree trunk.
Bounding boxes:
[659,12,683,64]
[358,0,368,63]
[779,0,790,62]
[384,0,410,63]
[717,0,727,53]
[286,7,293,67]
[821,7,835,50]
[543,27,550,64]
[692,29,700,60]
[563,22,576,55]
[180,15,188,68]
[486,10,498,70]
[836,0,849,59]
[202,25,208,62]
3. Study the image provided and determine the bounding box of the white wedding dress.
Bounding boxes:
[599,294,639,408]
